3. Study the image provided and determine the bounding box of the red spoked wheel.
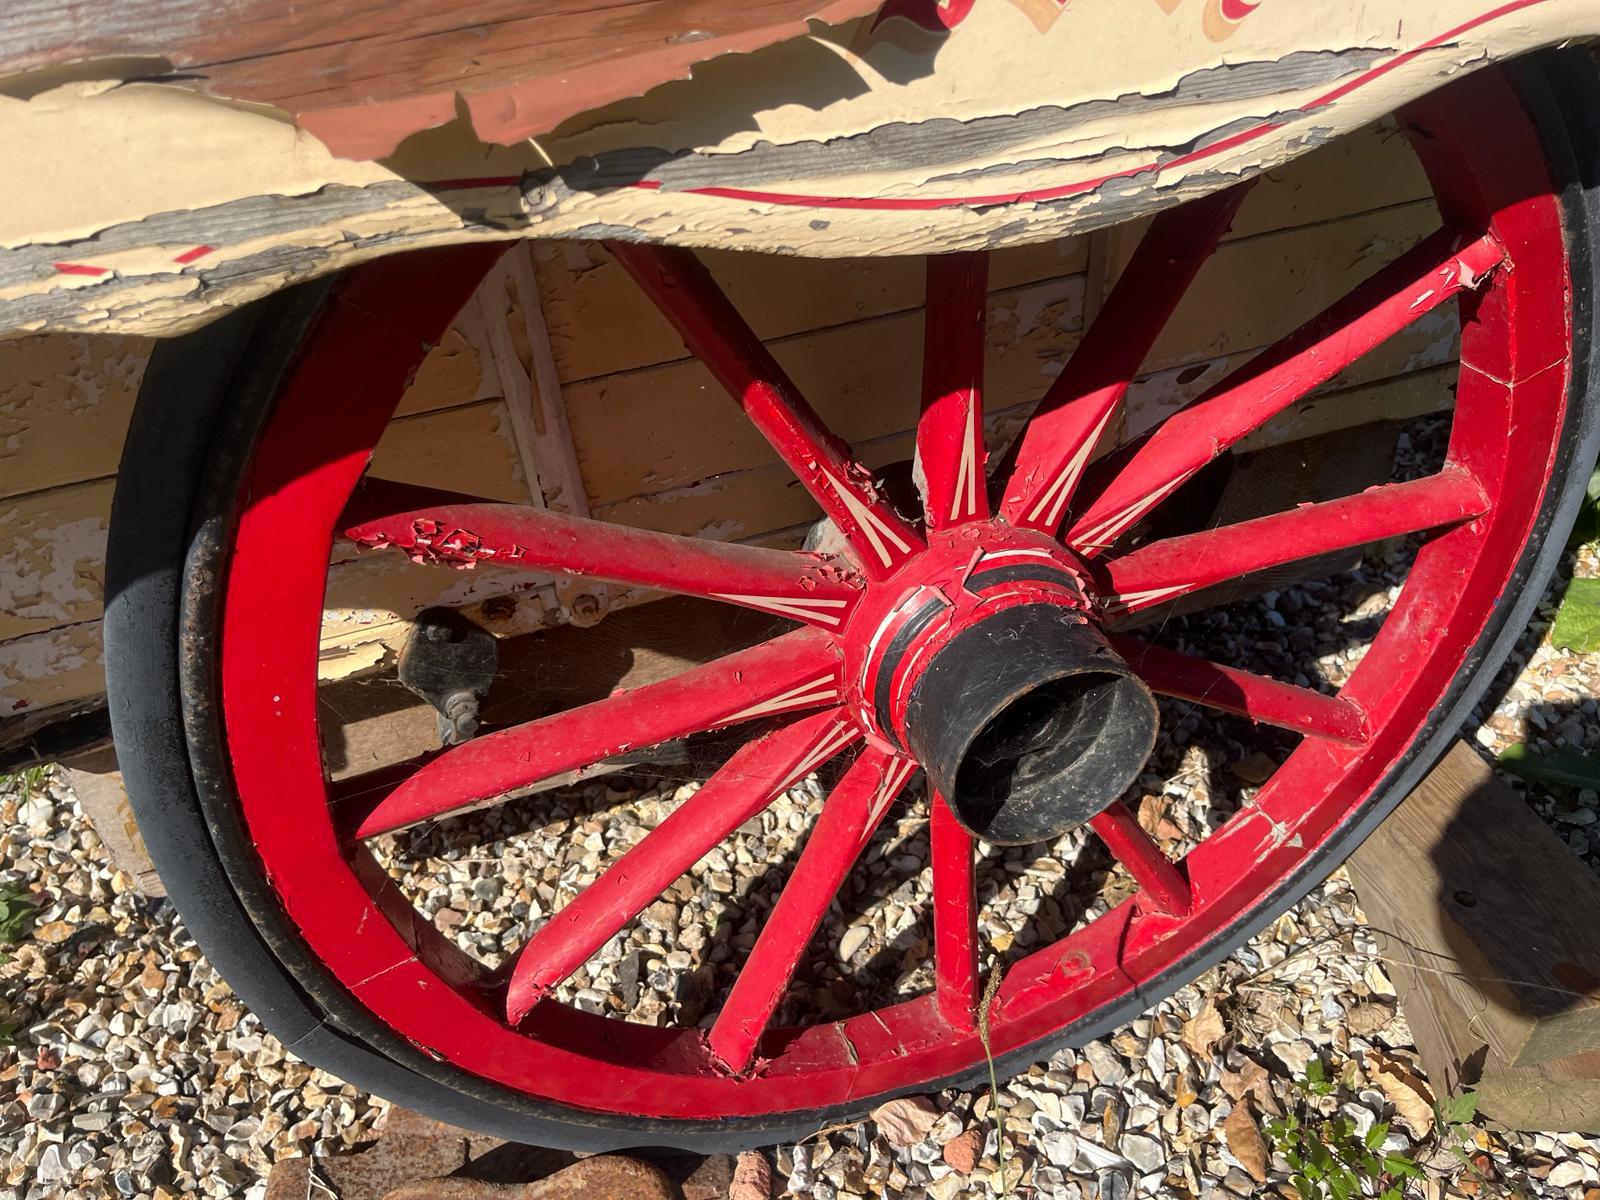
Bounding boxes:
[107,60,1600,1148]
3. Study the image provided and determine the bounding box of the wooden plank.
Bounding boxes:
[393,310,500,417]
[0,479,112,642]
[1348,742,1600,1072]
[1235,362,1456,452]
[564,272,1088,510]
[3,314,490,506]
[58,754,166,896]
[366,399,532,504]
[1228,119,1432,238]
[0,621,104,717]
[479,244,610,623]
[534,235,1090,386]
[1138,199,1440,376]
[0,335,148,502]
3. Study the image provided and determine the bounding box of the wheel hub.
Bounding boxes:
[844,523,1159,844]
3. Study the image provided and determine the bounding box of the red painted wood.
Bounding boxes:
[346,502,863,630]
[918,253,990,530]
[607,242,923,579]
[1099,468,1489,616]
[930,790,979,1030]
[1087,804,1191,917]
[504,710,859,1023]
[707,749,917,1072]
[355,629,841,838]
[1067,229,1506,554]
[1109,635,1370,746]
[1003,184,1250,533]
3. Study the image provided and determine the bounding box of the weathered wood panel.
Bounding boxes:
[0,335,148,501]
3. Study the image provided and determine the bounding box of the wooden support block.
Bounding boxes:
[57,745,164,897]
[1348,741,1600,1131]
[321,595,783,780]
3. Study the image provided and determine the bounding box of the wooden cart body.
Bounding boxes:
[1,0,1595,759]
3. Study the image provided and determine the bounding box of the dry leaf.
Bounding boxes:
[1182,999,1226,1056]
[1137,794,1167,836]
[1367,1051,1435,1137]
[1219,1060,1279,1116]
[1222,1101,1269,1183]
[1344,1002,1394,1037]
[871,1095,940,1148]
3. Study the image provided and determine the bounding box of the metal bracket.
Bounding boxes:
[397,608,499,746]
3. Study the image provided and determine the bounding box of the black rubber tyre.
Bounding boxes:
[105,51,1600,1152]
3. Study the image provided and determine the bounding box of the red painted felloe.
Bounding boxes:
[211,70,1573,1122]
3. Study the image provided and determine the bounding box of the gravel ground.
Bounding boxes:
[3,493,1598,1198]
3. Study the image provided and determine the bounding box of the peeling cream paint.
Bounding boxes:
[0,512,106,630]
[1,1,1596,337]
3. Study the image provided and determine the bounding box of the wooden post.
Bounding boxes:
[1347,742,1600,1131]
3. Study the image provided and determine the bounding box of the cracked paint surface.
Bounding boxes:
[0,0,1595,337]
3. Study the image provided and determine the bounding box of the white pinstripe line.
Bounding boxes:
[949,402,980,522]
[1071,470,1193,552]
[1027,406,1116,528]
[776,723,859,792]
[866,759,919,830]
[722,675,838,723]
[713,593,849,626]
[821,469,911,567]
[1101,584,1190,613]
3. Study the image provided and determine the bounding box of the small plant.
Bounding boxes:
[0,882,35,947]
[1431,1093,1527,1199]
[1264,1061,1422,1200]
[1552,465,1600,652]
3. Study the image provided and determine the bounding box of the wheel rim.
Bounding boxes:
[209,67,1573,1122]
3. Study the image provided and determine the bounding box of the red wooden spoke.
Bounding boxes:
[1067,228,1506,554]
[607,242,922,578]
[918,253,990,529]
[930,790,979,1030]
[346,502,863,630]
[1003,184,1251,534]
[1108,635,1370,746]
[1099,468,1488,617]
[354,628,841,838]
[1087,804,1191,917]
[504,710,859,1024]
[707,748,919,1073]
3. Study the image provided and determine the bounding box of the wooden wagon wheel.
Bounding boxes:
[102,58,1600,1148]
